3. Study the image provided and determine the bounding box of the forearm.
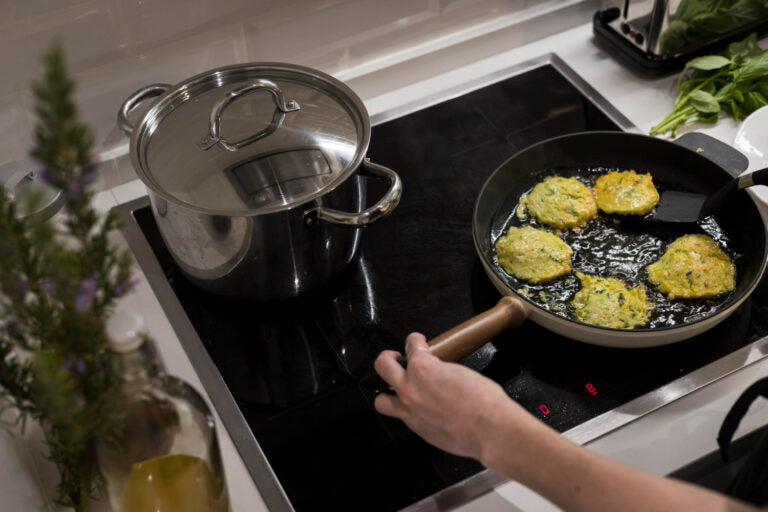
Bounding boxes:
[481,406,761,512]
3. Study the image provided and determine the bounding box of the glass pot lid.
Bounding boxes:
[129,63,370,215]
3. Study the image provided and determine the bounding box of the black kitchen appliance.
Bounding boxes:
[594,1,768,74]
[115,54,768,511]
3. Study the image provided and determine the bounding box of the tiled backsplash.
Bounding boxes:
[0,0,596,192]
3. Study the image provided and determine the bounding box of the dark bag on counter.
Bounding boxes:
[718,376,768,506]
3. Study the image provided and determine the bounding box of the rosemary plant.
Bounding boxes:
[0,43,134,511]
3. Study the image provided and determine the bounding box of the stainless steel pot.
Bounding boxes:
[118,63,401,300]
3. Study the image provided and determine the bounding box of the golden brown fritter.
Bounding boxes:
[571,272,650,329]
[518,176,597,229]
[495,226,573,283]
[594,170,660,215]
[647,234,735,300]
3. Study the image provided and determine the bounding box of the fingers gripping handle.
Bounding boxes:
[427,296,527,362]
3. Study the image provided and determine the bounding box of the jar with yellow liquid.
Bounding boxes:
[97,311,229,512]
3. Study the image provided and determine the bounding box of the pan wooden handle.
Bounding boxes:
[427,296,527,362]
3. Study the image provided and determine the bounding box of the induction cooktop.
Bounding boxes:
[115,54,768,512]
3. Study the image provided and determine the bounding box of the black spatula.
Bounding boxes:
[650,167,768,223]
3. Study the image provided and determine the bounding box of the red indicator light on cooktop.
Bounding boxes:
[539,404,550,415]
[586,383,598,395]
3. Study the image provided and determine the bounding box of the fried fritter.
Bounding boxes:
[571,272,650,329]
[519,176,597,229]
[594,170,660,215]
[647,234,735,300]
[495,226,573,283]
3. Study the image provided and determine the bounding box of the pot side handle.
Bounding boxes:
[117,84,172,136]
[426,296,527,362]
[673,132,749,178]
[313,159,402,227]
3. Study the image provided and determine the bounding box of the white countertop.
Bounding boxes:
[8,20,768,512]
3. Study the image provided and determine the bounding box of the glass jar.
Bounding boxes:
[97,311,229,512]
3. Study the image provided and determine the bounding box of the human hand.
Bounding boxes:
[373,332,541,467]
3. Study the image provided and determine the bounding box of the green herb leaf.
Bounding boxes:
[735,53,768,82]
[732,99,742,120]
[688,90,721,113]
[689,12,738,39]
[0,43,133,512]
[727,32,761,59]
[698,112,720,124]
[743,91,768,114]
[755,79,768,98]
[652,33,768,136]
[730,0,768,23]
[673,0,713,23]
[715,82,736,98]
[685,55,732,71]
[660,20,691,54]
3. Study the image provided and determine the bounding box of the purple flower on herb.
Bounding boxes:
[114,277,140,298]
[65,177,83,199]
[40,279,55,297]
[37,166,56,186]
[75,277,98,313]
[81,170,96,185]
[3,318,17,336]
[61,358,87,374]
[17,279,28,294]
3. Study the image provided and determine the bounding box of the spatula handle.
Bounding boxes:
[739,167,768,188]
[427,296,527,362]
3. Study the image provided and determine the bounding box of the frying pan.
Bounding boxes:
[423,131,768,360]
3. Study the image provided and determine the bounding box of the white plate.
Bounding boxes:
[734,105,768,204]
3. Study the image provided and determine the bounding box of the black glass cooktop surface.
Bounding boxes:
[123,59,768,512]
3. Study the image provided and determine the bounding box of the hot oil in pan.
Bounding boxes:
[492,167,741,329]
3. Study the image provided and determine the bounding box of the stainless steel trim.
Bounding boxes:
[740,173,756,189]
[115,196,296,512]
[313,159,403,226]
[370,53,639,134]
[113,56,768,512]
[117,83,171,136]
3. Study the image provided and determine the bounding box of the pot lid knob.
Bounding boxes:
[198,79,301,152]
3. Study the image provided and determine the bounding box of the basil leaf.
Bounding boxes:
[702,81,718,95]
[673,0,714,22]
[685,55,732,71]
[735,53,768,82]
[743,91,768,114]
[688,90,721,113]
[689,12,738,38]
[755,79,768,98]
[660,20,691,54]
[727,33,762,59]
[697,112,720,124]
[731,99,742,120]
[651,33,767,136]
[730,0,768,23]
[715,82,736,98]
